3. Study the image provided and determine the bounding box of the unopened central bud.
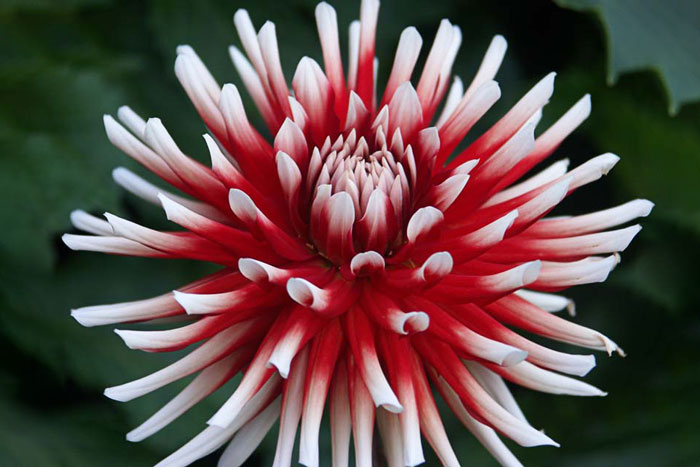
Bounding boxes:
[306,126,416,262]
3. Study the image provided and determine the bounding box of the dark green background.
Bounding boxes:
[1,0,698,465]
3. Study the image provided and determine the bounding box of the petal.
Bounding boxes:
[382,26,423,106]
[315,2,347,116]
[387,82,423,141]
[272,347,309,467]
[416,338,558,448]
[455,72,556,166]
[355,0,380,107]
[228,45,279,132]
[501,94,591,189]
[433,373,524,467]
[463,35,507,101]
[348,355,375,466]
[298,322,344,467]
[344,309,403,413]
[126,352,245,442]
[155,375,281,467]
[257,21,292,117]
[218,397,282,467]
[329,359,352,467]
[104,328,256,402]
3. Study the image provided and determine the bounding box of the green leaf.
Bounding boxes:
[0,374,161,467]
[0,0,112,15]
[555,0,700,114]
[0,341,161,467]
[0,67,127,271]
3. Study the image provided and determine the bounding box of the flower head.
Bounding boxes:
[64,1,652,466]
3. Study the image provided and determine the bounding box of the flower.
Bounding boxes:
[62,1,652,465]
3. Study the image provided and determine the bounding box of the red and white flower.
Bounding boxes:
[64,1,652,466]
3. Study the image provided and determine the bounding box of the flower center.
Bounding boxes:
[305,126,415,262]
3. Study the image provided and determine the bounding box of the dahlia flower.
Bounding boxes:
[63,1,652,465]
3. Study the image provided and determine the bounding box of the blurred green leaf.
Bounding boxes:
[0,67,127,270]
[555,0,700,114]
[0,371,160,467]
[0,0,112,15]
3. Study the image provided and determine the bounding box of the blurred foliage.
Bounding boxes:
[556,0,700,114]
[0,0,698,466]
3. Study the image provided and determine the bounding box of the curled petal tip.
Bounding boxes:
[171,290,199,314]
[238,258,271,283]
[267,356,291,379]
[420,251,453,282]
[286,278,319,308]
[406,206,444,243]
[228,188,258,222]
[380,401,404,414]
[401,311,430,334]
[350,251,385,276]
[613,252,622,267]
[501,348,528,367]
[521,260,542,286]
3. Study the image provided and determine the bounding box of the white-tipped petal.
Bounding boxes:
[534,93,591,157]
[238,258,283,284]
[71,292,178,327]
[257,21,291,117]
[350,251,385,277]
[387,81,423,138]
[568,153,620,190]
[62,234,163,257]
[465,361,528,423]
[104,326,249,402]
[419,252,454,282]
[406,206,444,243]
[487,159,570,207]
[392,311,430,335]
[228,45,277,130]
[347,20,361,89]
[156,375,280,467]
[463,35,508,101]
[383,26,423,104]
[436,76,464,128]
[516,290,574,314]
[117,105,147,138]
[500,361,607,397]
[126,353,242,442]
[430,174,470,212]
[70,210,113,236]
[233,9,267,78]
[435,376,524,467]
[217,398,282,467]
[228,188,258,223]
[286,278,325,309]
